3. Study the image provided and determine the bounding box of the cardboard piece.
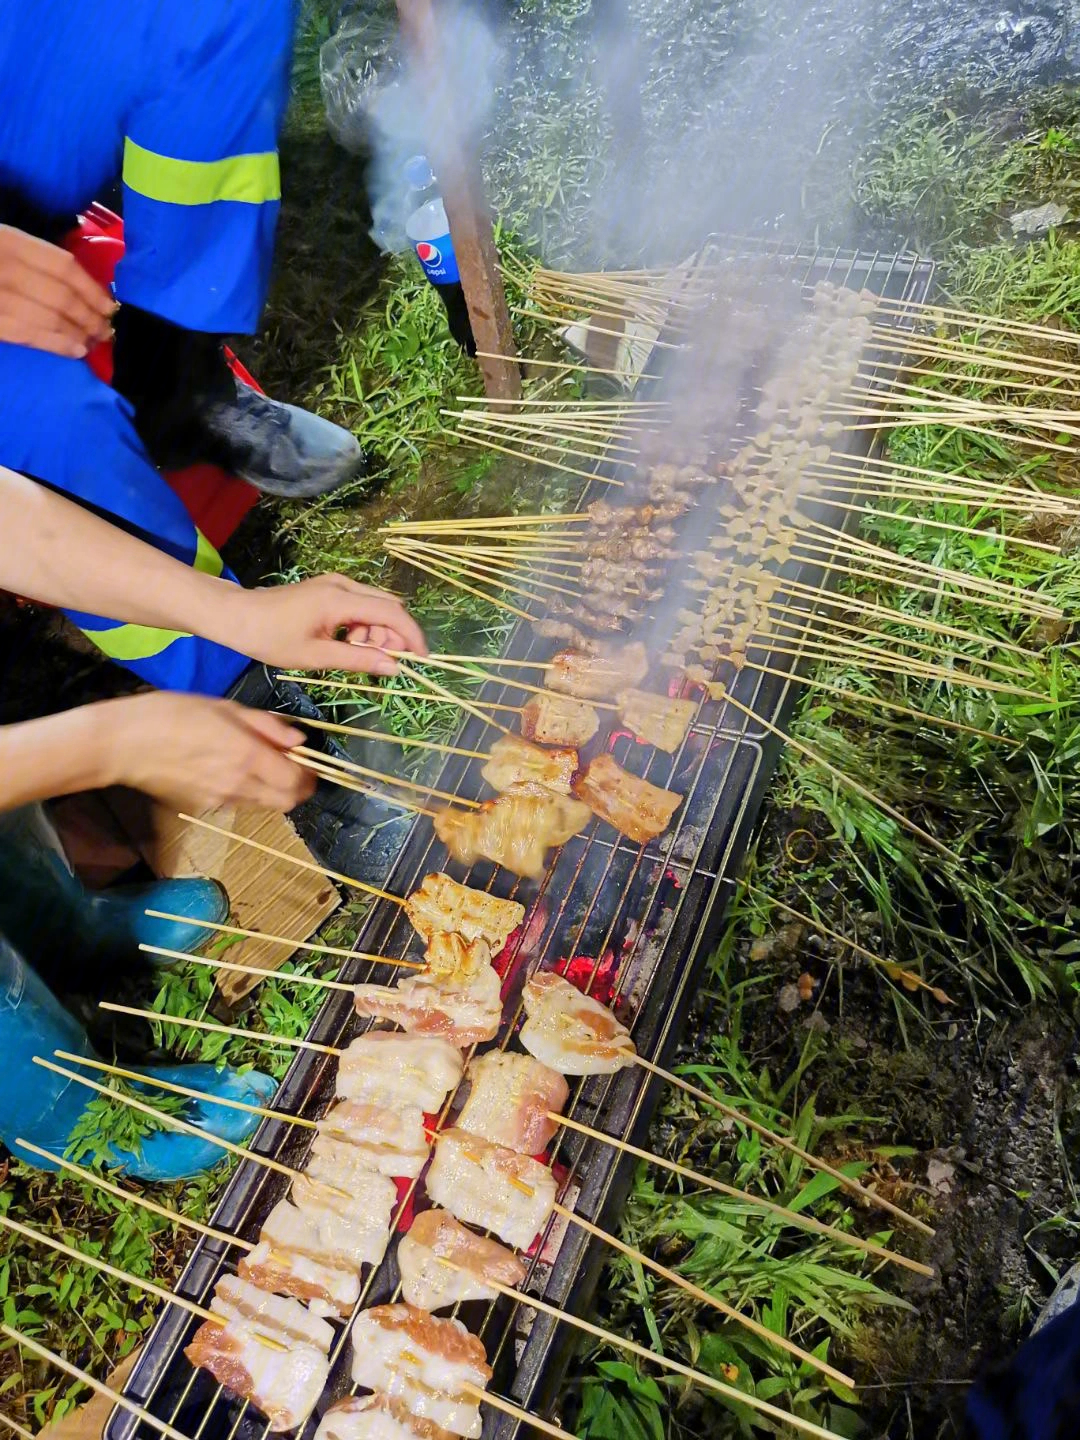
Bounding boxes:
[142,804,340,1006]
[39,1348,140,1440]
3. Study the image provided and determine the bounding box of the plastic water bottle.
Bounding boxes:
[404,157,476,356]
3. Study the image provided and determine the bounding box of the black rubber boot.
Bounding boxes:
[111,304,368,498]
[226,664,412,877]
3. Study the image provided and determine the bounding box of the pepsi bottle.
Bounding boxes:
[404,158,476,356]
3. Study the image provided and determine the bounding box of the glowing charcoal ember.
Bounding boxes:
[238,1237,360,1317]
[185,1276,332,1433]
[615,689,697,752]
[426,1129,557,1251]
[316,1100,429,1179]
[337,1033,465,1113]
[397,1209,526,1312]
[520,692,600,747]
[423,932,492,982]
[349,1304,492,1439]
[457,1051,569,1155]
[480,734,578,796]
[434,790,592,881]
[546,643,648,701]
[520,971,636,1076]
[315,1395,457,1440]
[405,873,525,950]
[352,966,503,1048]
[572,753,681,845]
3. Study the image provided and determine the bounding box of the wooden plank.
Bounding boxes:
[394,0,521,400]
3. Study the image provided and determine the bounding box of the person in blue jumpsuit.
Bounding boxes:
[0,0,366,697]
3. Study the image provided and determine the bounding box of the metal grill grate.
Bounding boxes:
[106,242,934,1440]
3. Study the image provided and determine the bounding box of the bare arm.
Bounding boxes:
[0,467,427,674]
[0,696,316,814]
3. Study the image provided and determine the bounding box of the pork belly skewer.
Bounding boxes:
[441,1056,933,1276]
[424,1129,854,1384]
[517,972,935,1234]
[572,753,682,845]
[433,788,593,880]
[0,1216,330,1434]
[93,977,935,1240]
[352,960,504,1048]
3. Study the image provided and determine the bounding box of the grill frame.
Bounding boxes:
[106,240,935,1440]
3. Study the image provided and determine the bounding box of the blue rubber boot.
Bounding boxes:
[0,805,228,971]
[0,934,276,1181]
[85,877,229,961]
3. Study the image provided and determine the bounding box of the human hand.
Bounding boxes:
[226,574,429,677]
[95,693,316,812]
[0,225,116,357]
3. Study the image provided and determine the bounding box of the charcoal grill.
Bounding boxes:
[105,241,934,1440]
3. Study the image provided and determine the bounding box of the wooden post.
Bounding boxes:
[395,0,522,400]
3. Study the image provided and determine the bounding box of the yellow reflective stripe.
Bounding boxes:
[80,531,224,661]
[80,621,189,663]
[123,137,281,207]
[193,530,224,579]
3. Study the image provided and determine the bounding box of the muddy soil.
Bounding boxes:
[702,802,1080,1437]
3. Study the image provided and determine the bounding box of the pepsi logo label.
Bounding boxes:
[416,241,442,265]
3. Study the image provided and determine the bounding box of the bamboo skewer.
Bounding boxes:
[99,1001,347,1057]
[510,306,685,351]
[388,539,540,622]
[736,655,1018,746]
[394,658,518,735]
[632,1056,934,1236]
[51,1051,319,1132]
[457,1387,577,1440]
[33,1056,307,1181]
[281,675,527,715]
[290,751,437,818]
[178,814,403,905]
[450,419,641,472]
[294,745,479,810]
[0,1414,34,1440]
[0,1213,220,1327]
[143,909,422,967]
[460,1266,845,1440]
[386,510,591,530]
[551,1202,853,1385]
[282,716,489,761]
[14,1138,256,1250]
[715,681,963,863]
[551,1113,932,1275]
[783,535,1058,618]
[446,425,623,486]
[741,886,955,1004]
[789,493,1064,554]
[389,538,585,601]
[142,943,383,985]
[2,1328,194,1440]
